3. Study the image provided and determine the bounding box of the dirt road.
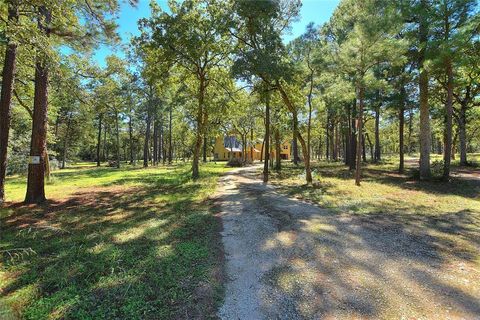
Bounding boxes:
[216,166,480,319]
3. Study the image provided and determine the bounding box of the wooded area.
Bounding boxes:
[1,1,479,319]
[0,0,479,204]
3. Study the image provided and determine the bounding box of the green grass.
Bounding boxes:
[0,162,230,319]
[269,156,480,215]
[267,157,480,264]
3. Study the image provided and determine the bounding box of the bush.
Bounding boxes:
[431,160,444,177]
[227,158,244,167]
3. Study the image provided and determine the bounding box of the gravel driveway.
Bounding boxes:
[216,165,480,319]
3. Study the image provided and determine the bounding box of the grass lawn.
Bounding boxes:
[0,162,230,320]
[267,156,480,266]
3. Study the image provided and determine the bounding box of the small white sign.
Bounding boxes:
[29,156,41,164]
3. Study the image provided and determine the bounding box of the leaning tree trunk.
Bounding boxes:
[25,6,50,204]
[355,85,365,186]
[418,0,431,179]
[0,2,18,204]
[277,82,312,183]
[443,56,453,180]
[96,113,102,167]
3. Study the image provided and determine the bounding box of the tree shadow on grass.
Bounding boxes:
[0,173,223,319]
[223,171,480,318]
[275,162,480,199]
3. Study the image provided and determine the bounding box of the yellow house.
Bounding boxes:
[213,136,291,161]
[254,141,291,160]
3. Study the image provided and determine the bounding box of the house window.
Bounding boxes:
[228,152,231,158]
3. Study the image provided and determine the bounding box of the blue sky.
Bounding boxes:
[94,0,340,67]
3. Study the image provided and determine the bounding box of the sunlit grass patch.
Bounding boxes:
[0,162,230,319]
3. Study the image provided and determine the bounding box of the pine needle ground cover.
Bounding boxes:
[0,163,229,319]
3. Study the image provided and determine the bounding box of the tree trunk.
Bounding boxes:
[374,105,381,162]
[333,121,339,161]
[153,117,158,165]
[458,102,467,165]
[365,133,374,161]
[325,114,330,161]
[275,128,281,171]
[159,114,163,163]
[192,76,206,180]
[345,105,351,166]
[362,132,367,163]
[292,129,299,165]
[96,114,102,167]
[451,130,457,160]
[61,114,72,169]
[168,106,173,164]
[443,58,453,179]
[418,0,431,179]
[115,110,120,168]
[355,85,364,186]
[144,111,151,168]
[399,100,405,173]
[0,2,19,204]
[203,135,207,162]
[250,128,254,162]
[350,101,357,170]
[129,113,134,165]
[260,139,264,162]
[25,7,51,204]
[263,90,270,182]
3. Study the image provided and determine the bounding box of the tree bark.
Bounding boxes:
[61,114,72,169]
[203,135,207,162]
[399,99,405,174]
[153,117,158,165]
[144,111,151,168]
[168,105,173,164]
[418,0,431,179]
[275,128,281,171]
[115,109,120,168]
[345,105,351,166]
[250,128,254,162]
[25,6,51,204]
[129,112,134,165]
[355,85,364,186]
[325,113,330,160]
[96,114,102,167]
[0,1,19,204]
[443,57,453,180]
[374,104,381,162]
[292,129,299,165]
[192,75,206,180]
[263,90,270,182]
[458,102,467,165]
